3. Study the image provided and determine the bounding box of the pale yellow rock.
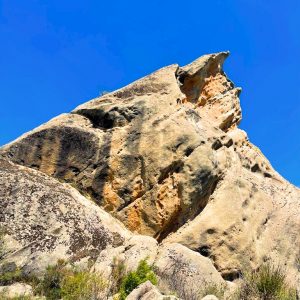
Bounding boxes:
[201,296,219,300]
[0,52,299,290]
[154,243,225,299]
[126,281,179,300]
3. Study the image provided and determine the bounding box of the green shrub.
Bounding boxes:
[0,293,34,300]
[61,270,106,300]
[118,258,157,300]
[238,262,297,300]
[34,259,107,300]
[34,259,70,300]
[0,267,22,286]
[0,257,158,300]
[110,257,126,295]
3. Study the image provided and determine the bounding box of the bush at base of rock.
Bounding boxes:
[236,263,297,300]
[33,260,106,300]
[118,259,158,300]
[0,257,157,300]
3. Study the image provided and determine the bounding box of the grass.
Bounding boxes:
[34,257,157,300]
[109,257,126,295]
[34,259,106,300]
[0,293,33,300]
[34,259,69,299]
[0,257,157,299]
[0,267,23,286]
[0,247,298,300]
[197,263,298,300]
[237,262,297,300]
[295,253,300,272]
[199,282,226,299]
[61,270,106,300]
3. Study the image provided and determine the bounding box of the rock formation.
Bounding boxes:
[0,52,299,298]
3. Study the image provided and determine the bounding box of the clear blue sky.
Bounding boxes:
[0,0,299,186]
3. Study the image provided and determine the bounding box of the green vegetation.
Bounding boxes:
[0,249,298,300]
[61,270,106,300]
[0,267,23,286]
[34,259,69,299]
[237,262,297,300]
[0,294,33,300]
[118,258,157,300]
[0,257,157,299]
[0,228,27,286]
[34,259,106,300]
[110,257,126,295]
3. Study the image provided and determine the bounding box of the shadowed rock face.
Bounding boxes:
[0,52,299,283]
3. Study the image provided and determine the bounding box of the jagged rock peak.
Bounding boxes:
[74,51,242,131]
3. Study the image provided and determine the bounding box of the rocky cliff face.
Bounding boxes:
[0,52,299,296]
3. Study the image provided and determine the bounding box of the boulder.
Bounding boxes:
[126,280,178,300]
[154,243,224,299]
[0,282,33,298]
[201,296,219,300]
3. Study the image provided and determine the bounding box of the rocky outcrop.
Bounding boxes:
[0,51,299,294]
[0,52,239,241]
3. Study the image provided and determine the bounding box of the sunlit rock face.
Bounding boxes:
[1,52,299,283]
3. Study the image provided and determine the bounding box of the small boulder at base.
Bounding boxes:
[126,280,179,300]
[0,283,33,298]
[201,296,219,300]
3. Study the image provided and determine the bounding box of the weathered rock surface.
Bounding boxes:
[0,51,299,292]
[155,243,224,297]
[0,159,154,275]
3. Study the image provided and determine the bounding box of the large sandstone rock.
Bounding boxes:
[0,159,224,298]
[0,51,299,291]
[0,159,156,275]
[0,53,234,240]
